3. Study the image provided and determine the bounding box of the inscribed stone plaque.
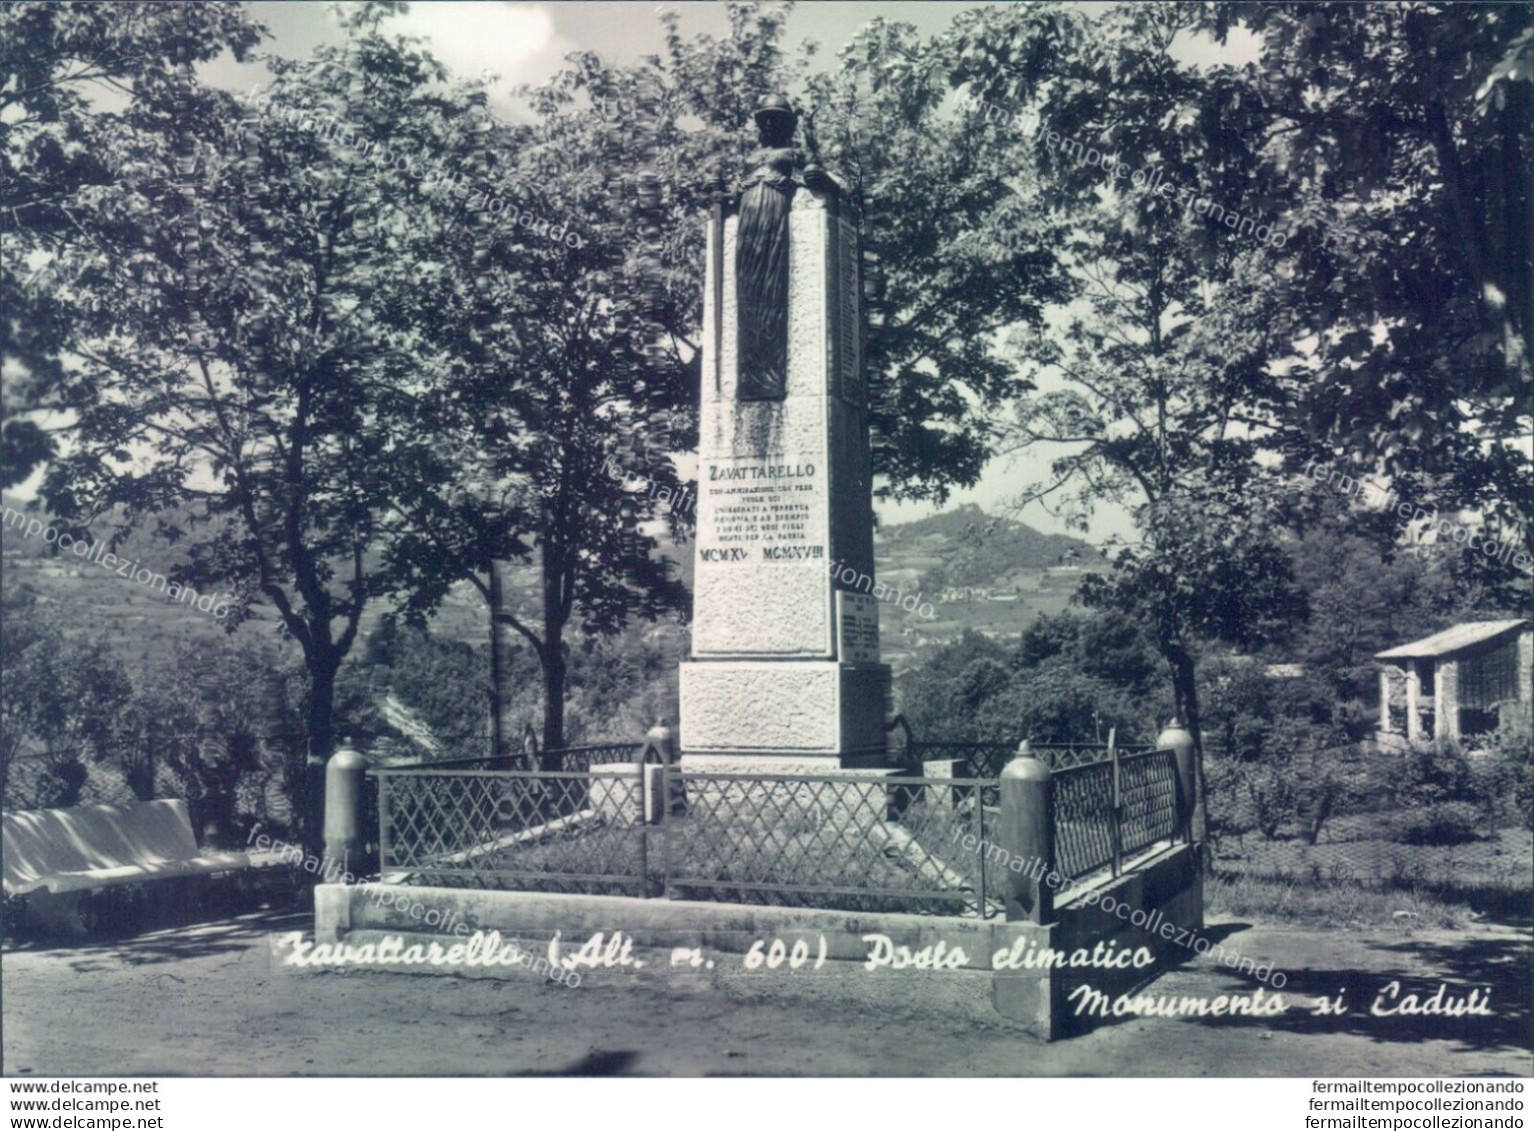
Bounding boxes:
[837,591,880,663]
[700,456,824,563]
[694,453,832,656]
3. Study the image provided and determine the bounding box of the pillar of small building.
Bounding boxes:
[1379,669,1394,733]
[1435,660,1460,743]
[1405,664,1422,740]
[1519,631,1534,730]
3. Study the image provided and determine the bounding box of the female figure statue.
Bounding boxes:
[735,94,801,400]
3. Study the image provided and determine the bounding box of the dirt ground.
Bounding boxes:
[2,910,1529,1077]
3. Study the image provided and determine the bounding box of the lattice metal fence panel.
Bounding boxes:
[376,768,648,895]
[1054,761,1117,882]
[1118,749,1179,858]
[662,772,1001,917]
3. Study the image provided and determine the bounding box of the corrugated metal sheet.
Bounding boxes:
[1374,619,1529,660]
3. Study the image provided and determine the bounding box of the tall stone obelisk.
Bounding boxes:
[679,95,891,769]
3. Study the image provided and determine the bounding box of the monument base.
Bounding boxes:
[678,660,890,764]
[672,756,899,837]
[675,752,888,772]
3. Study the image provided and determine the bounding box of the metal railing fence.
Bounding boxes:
[374,766,648,895]
[1053,746,1183,883]
[368,746,1183,917]
[372,763,1002,916]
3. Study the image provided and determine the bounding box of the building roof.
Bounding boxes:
[1374,620,1529,661]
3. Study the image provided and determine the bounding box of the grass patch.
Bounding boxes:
[1205,870,1488,930]
[1206,824,1532,928]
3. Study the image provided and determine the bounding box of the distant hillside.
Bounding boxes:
[867,505,1104,672]
[1,492,275,663]
[876,503,1102,588]
[3,491,1099,683]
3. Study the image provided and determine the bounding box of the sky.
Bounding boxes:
[211,2,971,111]
[189,2,1256,545]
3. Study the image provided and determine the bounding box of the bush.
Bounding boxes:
[1513,751,1534,833]
[1203,754,1256,841]
[25,759,89,810]
[1393,742,1482,809]
[1388,801,1484,845]
[1240,761,1300,840]
[1465,721,1534,831]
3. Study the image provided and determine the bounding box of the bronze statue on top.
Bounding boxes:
[733,94,832,401]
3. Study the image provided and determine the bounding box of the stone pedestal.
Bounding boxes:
[680,174,891,768]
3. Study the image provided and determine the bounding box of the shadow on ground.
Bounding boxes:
[3,910,310,975]
[1076,928,1530,1055]
[517,1050,642,1076]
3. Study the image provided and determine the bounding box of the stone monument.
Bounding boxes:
[679,95,892,770]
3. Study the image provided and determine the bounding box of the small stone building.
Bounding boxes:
[1375,620,1532,743]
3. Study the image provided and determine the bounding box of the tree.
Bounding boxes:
[803,17,1074,501]
[1,1,261,484]
[125,638,278,843]
[1216,3,1533,550]
[0,584,134,809]
[363,620,502,764]
[911,3,1315,855]
[1284,511,1467,738]
[21,5,463,848]
[936,3,1295,748]
[896,629,1014,742]
[380,56,700,762]
[895,616,1157,746]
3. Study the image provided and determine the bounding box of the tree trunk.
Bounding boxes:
[539,647,566,770]
[488,559,519,765]
[536,548,570,770]
[303,646,341,857]
[307,650,340,764]
[1165,640,1211,868]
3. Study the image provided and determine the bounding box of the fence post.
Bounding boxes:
[976,785,987,919]
[1109,728,1122,877]
[660,764,676,899]
[377,773,391,875]
[1158,718,1198,846]
[641,720,683,823]
[635,764,649,895]
[998,741,1054,924]
[323,739,370,879]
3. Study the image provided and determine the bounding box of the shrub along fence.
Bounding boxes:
[907,739,1150,778]
[3,755,143,812]
[1,752,295,843]
[416,742,644,774]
